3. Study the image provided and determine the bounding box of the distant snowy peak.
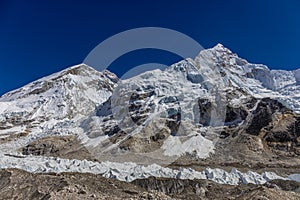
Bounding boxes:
[0,64,117,130]
[207,44,300,112]
[154,44,300,112]
[1,64,117,101]
[203,44,299,89]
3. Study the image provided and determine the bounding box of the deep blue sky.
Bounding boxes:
[0,0,299,95]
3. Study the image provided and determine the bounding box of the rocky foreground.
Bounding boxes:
[0,168,300,200]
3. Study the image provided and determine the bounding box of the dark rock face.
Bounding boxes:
[242,97,300,155]
[197,97,248,127]
[166,119,181,135]
[127,90,156,126]
[225,105,248,124]
[246,98,288,136]
[104,125,121,137]
[264,115,300,155]
[197,98,213,126]
[150,131,166,142]
[159,96,179,104]
[130,91,156,102]
[166,107,181,121]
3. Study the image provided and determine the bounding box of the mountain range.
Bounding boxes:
[0,44,300,199]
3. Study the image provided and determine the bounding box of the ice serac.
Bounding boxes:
[0,154,288,185]
[294,69,300,85]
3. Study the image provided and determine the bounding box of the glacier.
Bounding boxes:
[0,153,289,185]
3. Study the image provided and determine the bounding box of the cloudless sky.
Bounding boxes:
[0,0,299,95]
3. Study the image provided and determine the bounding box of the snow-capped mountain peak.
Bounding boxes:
[211,43,233,53]
[0,64,117,154]
[1,64,117,101]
